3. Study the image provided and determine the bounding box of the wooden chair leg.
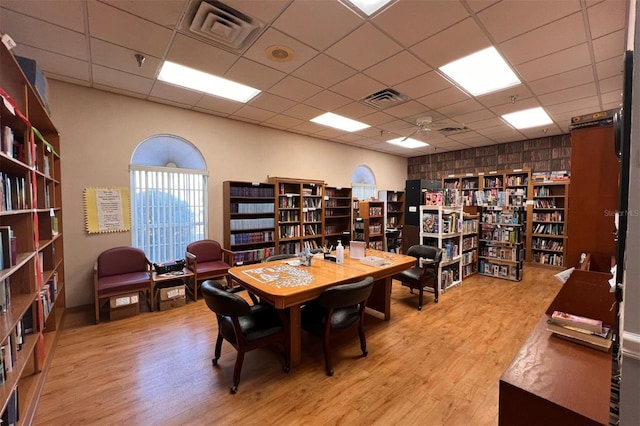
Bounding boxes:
[231,350,245,394]
[434,283,439,303]
[95,295,100,324]
[418,288,424,311]
[358,324,368,357]
[322,335,333,376]
[212,332,224,365]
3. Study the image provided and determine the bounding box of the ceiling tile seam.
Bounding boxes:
[579,1,604,111]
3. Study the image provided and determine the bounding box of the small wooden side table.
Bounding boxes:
[150,268,195,311]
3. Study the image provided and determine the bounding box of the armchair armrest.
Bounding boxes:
[221,247,234,266]
[185,251,197,272]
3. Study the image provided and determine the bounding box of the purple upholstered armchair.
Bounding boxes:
[185,239,233,301]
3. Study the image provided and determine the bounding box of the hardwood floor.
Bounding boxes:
[34,266,562,425]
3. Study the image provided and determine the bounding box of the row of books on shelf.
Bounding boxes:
[533,252,564,266]
[302,240,320,251]
[279,225,300,239]
[462,235,477,251]
[368,224,382,234]
[462,218,478,234]
[0,173,29,211]
[505,175,528,186]
[533,211,563,221]
[0,226,16,270]
[441,266,460,289]
[462,251,476,265]
[424,189,460,206]
[462,262,477,277]
[279,242,301,254]
[0,386,18,425]
[1,308,32,386]
[532,171,569,182]
[303,211,321,222]
[301,187,322,197]
[441,240,459,262]
[278,197,298,208]
[229,230,274,245]
[545,310,611,352]
[231,247,275,265]
[422,212,461,234]
[229,186,274,197]
[230,202,274,214]
[40,272,59,323]
[367,207,383,216]
[2,125,33,167]
[480,224,522,243]
[325,199,349,208]
[479,246,524,262]
[479,259,521,280]
[481,210,523,225]
[230,218,275,231]
[302,198,322,209]
[367,241,384,250]
[279,211,299,222]
[324,224,348,235]
[304,225,320,236]
[533,199,558,208]
[531,238,563,251]
[532,223,564,235]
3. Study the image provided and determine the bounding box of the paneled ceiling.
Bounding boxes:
[0,0,631,157]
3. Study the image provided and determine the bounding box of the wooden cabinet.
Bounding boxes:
[478,207,525,281]
[529,181,569,267]
[420,205,463,292]
[0,42,65,423]
[378,190,404,251]
[223,181,276,265]
[567,125,618,271]
[268,177,325,254]
[358,200,384,250]
[324,186,352,248]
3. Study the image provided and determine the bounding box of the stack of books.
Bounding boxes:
[546,310,612,352]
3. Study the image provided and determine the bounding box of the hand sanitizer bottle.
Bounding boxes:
[336,240,344,265]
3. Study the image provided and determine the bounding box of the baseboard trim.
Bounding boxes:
[622,331,640,360]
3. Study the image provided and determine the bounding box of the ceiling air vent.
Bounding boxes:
[361,88,409,110]
[437,125,469,134]
[181,0,264,53]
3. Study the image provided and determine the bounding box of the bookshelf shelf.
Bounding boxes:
[223,181,276,265]
[478,206,525,281]
[268,177,325,254]
[529,181,569,268]
[419,205,464,293]
[358,200,385,251]
[378,190,405,252]
[0,41,65,424]
[462,212,479,279]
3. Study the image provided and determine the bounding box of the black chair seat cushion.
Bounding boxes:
[301,302,360,333]
[97,271,150,296]
[220,306,284,344]
[393,267,437,288]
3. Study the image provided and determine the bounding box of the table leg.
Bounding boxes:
[287,305,302,367]
[366,277,392,320]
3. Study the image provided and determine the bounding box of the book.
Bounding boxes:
[546,320,612,352]
[550,310,603,334]
[0,226,11,269]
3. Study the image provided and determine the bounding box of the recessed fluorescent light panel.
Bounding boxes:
[311,112,370,132]
[387,137,429,149]
[439,47,520,96]
[502,107,553,129]
[345,0,394,16]
[158,61,260,103]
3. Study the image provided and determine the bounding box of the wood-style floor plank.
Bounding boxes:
[34,266,562,425]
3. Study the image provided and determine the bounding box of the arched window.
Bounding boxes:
[130,135,208,263]
[351,165,377,200]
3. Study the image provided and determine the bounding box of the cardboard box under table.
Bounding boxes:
[156,284,186,311]
[109,293,140,321]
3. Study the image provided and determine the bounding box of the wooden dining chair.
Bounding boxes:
[201,280,290,394]
[301,276,374,376]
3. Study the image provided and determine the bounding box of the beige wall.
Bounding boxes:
[49,81,407,308]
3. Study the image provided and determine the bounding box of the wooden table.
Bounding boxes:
[150,268,195,311]
[228,249,415,366]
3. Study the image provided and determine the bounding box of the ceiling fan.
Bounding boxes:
[400,116,468,142]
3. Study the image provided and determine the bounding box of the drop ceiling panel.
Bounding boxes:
[0,9,88,60]
[596,56,625,80]
[268,76,323,102]
[101,0,187,28]
[587,0,628,39]
[249,93,296,114]
[263,114,304,129]
[477,86,533,108]
[372,0,468,48]
[325,23,403,71]
[515,44,591,82]
[224,0,291,24]
[282,103,324,121]
[592,29,627,62]
[224,57,286,90]
[194,94,243,115]
[417,87,470,110]
[271,0,363,51]
[303,90,352,111]
[1,0,86,32]
[90,38,161,79]
[233,104,277,122]
[329,73,386,102]
[92,64,155,95]
[87,1,173,57]
[528,66,595,95]
[499,13,587,65]
[149,81,204,106]
[334,101,377,119]
[166,33,238,76]
[538,83,597,107]
[363,51,431,87]
[438,99,484,117]
[292,54,357,88]
[12,45,90,83]
[478,0,581,43]
[392,71,450,100]
[410,18,492,69]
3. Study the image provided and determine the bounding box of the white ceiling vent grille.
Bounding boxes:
[361,88,408,110]
[437,125,469,134]
[181,0,264,53]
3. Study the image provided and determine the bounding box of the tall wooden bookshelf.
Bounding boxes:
[378,190,404,251]
[478,206,525,281]
[461,211,479,279]
[223,181,276,265]
[0,42,65,424]
[529,181,569,267]
[324,186,352,248]
[358,200,384,250]
[268,177,325,254]
[420,205,463,292]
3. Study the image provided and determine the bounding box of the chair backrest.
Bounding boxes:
[263,254,296,262]
[317,277,374,309]
[406,245,443,265]
[97,246,148,278]
[186,239,223,263]
[201,280,251,317]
